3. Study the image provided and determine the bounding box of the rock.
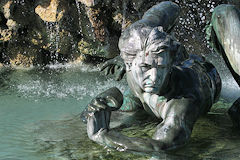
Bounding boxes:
[0,28,12,42]
[78,0,101,7]
[6,19,16,30]
[7,42,42,67]
[35,0,65,22]
[3,1,11,19]
[0,0,237,67]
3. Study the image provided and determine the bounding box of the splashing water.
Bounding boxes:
[0,64,127,160]
[75,0,83,36]
[44,22,60,59]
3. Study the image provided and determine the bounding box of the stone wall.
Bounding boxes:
[0,0,237,67]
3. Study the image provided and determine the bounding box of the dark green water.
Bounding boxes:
[0,61,240,160]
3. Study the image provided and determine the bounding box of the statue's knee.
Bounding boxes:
[212,4,240,22]
[211,5,227,23]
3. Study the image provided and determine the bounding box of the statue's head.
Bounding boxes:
[119,24,187,94]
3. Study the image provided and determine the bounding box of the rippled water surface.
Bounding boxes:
[0,63,127,160]
[0,59,240,160]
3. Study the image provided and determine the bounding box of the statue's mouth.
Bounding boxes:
[142,80,155,87]
[143,84,154,88]
[143,86,158,94]
[143,84,157,92]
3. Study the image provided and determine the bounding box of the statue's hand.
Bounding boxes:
[80,87,123,141]
[100,56,126,81]
[86,97,111,139]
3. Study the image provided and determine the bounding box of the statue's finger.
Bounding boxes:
[92,98,109,110]
[110,65,115,74]
[100,61,110,71]
[116,65,121,69]
[95,101,108,110]
[113,65,120,74]
[115,67,126,81]
[87,104,98,112]
[104,66,112,75]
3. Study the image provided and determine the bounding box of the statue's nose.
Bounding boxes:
[138,53,145,64]
[150,67,158,81]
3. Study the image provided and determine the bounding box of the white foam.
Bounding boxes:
[16,74,127,101]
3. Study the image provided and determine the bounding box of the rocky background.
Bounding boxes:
[0,0,239,67]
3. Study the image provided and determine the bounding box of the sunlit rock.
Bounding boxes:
[6,19,16,30]
[3,1,12,19]
[0,28,12,41]
[35,0,65,22]
[9,54,35,67]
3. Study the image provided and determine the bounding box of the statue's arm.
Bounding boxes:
[87,96,197,153]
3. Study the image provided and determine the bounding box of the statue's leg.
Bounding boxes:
[208,4,240,85]
[140,1,180,32]
[208,4,240,128]
[120,88,143,111]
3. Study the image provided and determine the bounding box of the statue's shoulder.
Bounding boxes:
[171,53,221,102]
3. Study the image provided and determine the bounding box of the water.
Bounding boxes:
[44,21,60,57]
[0,63,127,160]
[0,59,240,160]
[75,0,83,36]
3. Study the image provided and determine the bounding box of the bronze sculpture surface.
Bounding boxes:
[81,1,222,153]
[207,4,240,128]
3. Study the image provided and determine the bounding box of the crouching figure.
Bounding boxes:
[81,1,221,153]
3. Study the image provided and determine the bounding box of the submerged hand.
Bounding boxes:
[100,56,126,81]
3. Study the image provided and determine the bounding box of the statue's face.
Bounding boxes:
[119,26,173,94]
[130,41,172,94]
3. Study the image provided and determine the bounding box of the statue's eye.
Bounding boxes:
[154,49,165,55]
[139,64,151,71]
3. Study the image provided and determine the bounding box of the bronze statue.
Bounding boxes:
[81,1,221,153]
[206,4,240,128]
